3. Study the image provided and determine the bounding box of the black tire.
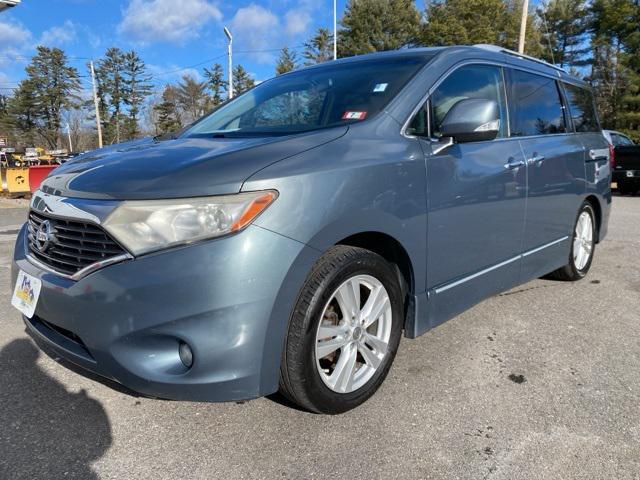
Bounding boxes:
[279,245,404,414]
[546,201,596,281]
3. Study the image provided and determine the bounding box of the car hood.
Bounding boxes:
[40,128,348,200]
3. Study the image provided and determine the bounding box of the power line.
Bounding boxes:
[147,53,227,79]
[0,44,309,94]
[144,45,305,81]
[0,53,92,61]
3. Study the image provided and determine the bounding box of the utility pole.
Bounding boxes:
[224,27,233,100]
[66,122,73,153]
[518,0,529,54]
[333,0,337,60]
[89,61,103,149]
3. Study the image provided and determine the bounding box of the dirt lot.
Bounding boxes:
[1,194,639,480]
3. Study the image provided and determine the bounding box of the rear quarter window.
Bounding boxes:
[563,83,600,133]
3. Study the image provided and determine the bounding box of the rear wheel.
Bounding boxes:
[547,201,596,281]
[279,246,403,414]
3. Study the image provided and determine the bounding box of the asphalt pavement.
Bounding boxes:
[0,194,638,480]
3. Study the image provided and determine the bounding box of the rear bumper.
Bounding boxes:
[613,170,640,184]
[12,223,319,402]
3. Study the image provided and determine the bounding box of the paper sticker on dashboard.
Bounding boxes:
[342,111,367,120]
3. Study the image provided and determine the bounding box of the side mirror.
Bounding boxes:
[440,98,500,143]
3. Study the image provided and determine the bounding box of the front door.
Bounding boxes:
[411,64,528,332]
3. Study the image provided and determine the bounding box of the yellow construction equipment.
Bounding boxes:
[6,167,30,193]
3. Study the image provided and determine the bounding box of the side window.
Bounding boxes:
[619,134,634,146]
[509,70,566,136]
[406,104,428,136]
[563,83,599,133]
[429,65,508,139]
[610,133,622,146]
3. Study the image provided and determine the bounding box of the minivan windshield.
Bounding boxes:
[182,55,431,137]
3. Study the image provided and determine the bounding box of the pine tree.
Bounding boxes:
[502,0,545,57]
[122,50,152,140]
[0,94,7,129]
[233,65,255,94]
[275,47,298,75]
[15,47,81,149]
[5,79,39,147]
[203,63,226,107]
[536,0,590,68]
[96,48,127,144]
[176,75,209,123]
[422,0,506,46]
[154,85,182,134]
[588,0,640,136]
[303,28,334,65]
[0,94,9,143]
[421,0,543,56]
[338,0,421,56]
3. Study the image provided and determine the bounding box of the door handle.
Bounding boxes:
[588,149,608,162]
[526,154,545,165]
[504,157,525,169]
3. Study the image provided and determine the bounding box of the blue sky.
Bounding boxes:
[0,0,355,97]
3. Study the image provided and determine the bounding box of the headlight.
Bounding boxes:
[103,190,277,255]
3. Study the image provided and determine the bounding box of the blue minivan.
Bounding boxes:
[11,45,611,413]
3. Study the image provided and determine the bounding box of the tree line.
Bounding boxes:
[1,0,639,150]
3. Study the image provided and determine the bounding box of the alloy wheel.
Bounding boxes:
[314,274,392,394]
[573,210,594,271]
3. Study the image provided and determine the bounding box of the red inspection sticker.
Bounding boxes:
[342,111,367,120]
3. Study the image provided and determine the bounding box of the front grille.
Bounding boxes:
[27,210,126,276]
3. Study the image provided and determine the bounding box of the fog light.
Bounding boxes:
[178,341,194,368]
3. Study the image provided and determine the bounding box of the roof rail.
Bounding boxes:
[472,44,567,74]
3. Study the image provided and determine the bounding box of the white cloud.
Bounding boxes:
[0,20,32,49]
[0,20,32,73]
[181,68,203,82]
[284,9,311,36]
[85,30,102,50]
[118,0,222,44]
[0,71,13,85]
[147,63,203,85]
[229,4,279,64]
[40,20,77,47]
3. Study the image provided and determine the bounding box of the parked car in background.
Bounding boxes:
[12,45,611,413]
[603,129,640,194]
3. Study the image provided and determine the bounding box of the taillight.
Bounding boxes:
[609,143,616,169]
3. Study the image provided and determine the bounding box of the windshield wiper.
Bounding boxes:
[153,132,178,141]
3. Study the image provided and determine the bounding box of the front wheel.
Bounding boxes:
[547,201,596,281]
[279,246,404,414]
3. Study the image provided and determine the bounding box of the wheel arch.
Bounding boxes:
[336,231,415,296]
[584,194,603,242]
[335,231,417,335]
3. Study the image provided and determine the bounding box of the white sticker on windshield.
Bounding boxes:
[373,83,388,93]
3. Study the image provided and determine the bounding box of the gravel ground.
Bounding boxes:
[1,194,639,480]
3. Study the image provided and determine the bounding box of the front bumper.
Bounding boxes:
[12,223,318,402]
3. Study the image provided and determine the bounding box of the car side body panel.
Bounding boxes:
[582,131,613,240]
[518,133,587,280]
[243,114,429,294]
[419,136,527,335]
